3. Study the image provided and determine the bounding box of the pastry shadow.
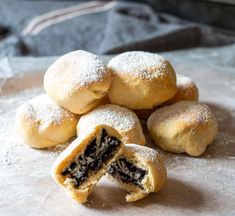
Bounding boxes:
[85,183,127,210]
[203,102,235,159]
[132,177,204,209]
[85,177,204,210]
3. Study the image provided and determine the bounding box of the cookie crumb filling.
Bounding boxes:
[108,157,147,189]
[61,128,121,188]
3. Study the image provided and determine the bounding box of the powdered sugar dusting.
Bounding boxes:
[45,50,110,89]
[77,104,145,144]
[147,101,217,129]
[177,74,195,87]
[18,94,76,126]
[108,51,168,80]
[126,144,159,162]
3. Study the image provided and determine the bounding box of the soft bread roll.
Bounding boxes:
[147,101,218,156]
[135,74,199,120]
[52,125,124,203]
[108,51,177,109]
[164,74,199,105]
[15,94,78,148]
[77,104,145,145]
[44,50,112,114]
[108,144,167,202]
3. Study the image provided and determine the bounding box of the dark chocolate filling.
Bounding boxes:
[108,157,147,189]
[61,129,121,188]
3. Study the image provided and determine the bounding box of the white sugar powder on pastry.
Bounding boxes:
[147,101,218,156]
[15,94,78,148]
[44,50,112,114]
[108,51,177,109]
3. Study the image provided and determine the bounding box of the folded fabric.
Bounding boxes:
[0,0,235,56]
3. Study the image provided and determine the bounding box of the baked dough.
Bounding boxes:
[108,144,167,202]
[135,74,199,120]
[108,51,177,109]
[15,94,78,148]
[147,101,218,156]
[76,104,145,145]
[52,125,124,203]
[165,74,199,105]
[44,50,112,114]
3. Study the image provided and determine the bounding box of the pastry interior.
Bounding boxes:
[60,128,122,190]
[107,152,152,201]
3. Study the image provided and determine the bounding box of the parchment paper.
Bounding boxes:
[0,45,235,216]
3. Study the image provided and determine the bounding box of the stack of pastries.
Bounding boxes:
[15,50,218,203]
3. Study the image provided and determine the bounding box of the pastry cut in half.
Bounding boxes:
[107,144,167,202]
[52,125,124,203]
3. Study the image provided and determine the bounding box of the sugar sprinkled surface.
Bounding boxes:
[126,144,159,162]
[46,50,109,88]
[177,74,195,87]
[147,101,217,129]
[78,104,139,132]
[108,51,168,80]
[18,94,76,126]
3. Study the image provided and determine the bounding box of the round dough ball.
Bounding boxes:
[147,101,218,156]
[135,74,199,120]
[165,74,199,105]
[15,94,79,148]
[77,104,145,145]
[108,51,177,109]
[44,50,112,114]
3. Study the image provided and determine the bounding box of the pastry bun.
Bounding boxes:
[15,94,78,148]
[147,101,218,156]
[44,50,112,114]
[108,51,177,109]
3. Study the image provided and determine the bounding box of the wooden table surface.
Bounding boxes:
[0,44,235,216]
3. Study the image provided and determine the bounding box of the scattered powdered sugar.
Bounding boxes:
[46,50,110,88]
[126,144,159,162]
[108,51,168,80]
[147,101,217,129]
[19,94,76,125]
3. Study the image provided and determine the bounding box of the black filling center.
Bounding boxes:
[61,129,121,188]
[108,157,147,189]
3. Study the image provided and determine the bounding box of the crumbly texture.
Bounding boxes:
[15,94,78,148]
[44,50,112,114]
[61,129,121,188]
[77,104,145,145]
[107,144,167,202]
[52,125,124,204]
[147,101,218,156]
[108,51,177,109]
[108,157,147,189]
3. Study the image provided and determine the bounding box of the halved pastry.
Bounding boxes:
[107,144,167,202]
[52,125,124,203]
